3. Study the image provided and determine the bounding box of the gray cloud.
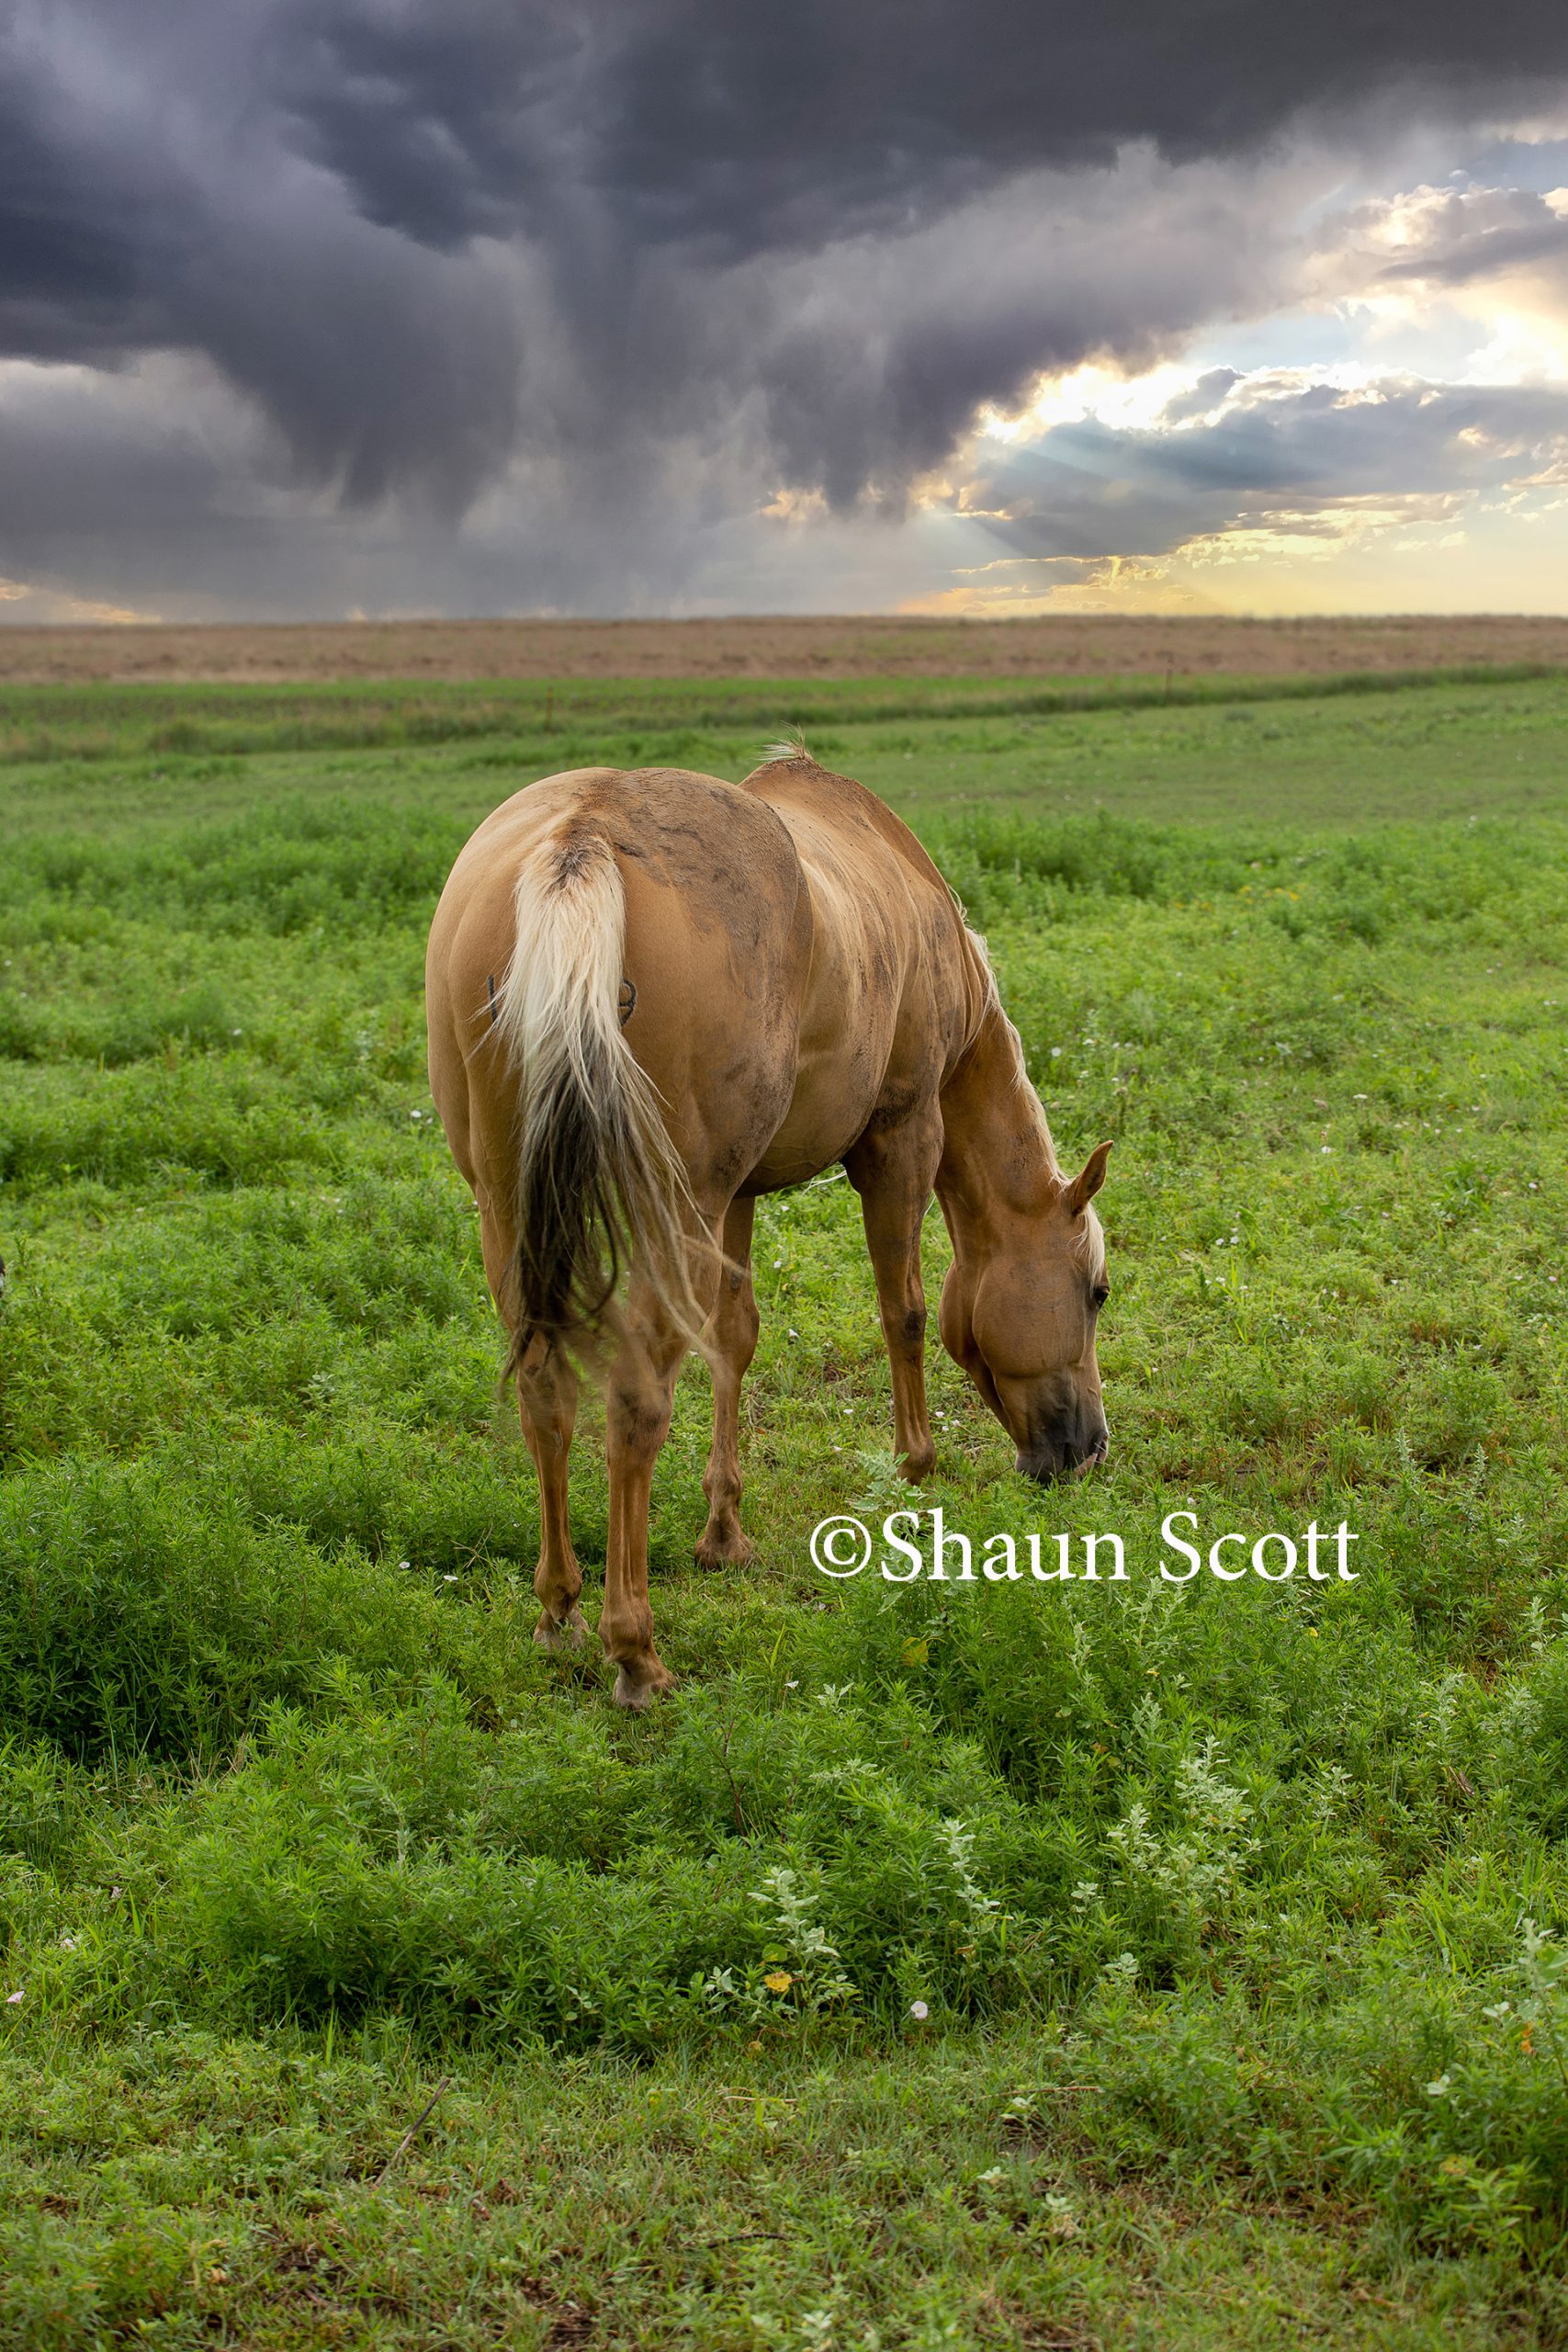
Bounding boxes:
[6,356,1568,622]
[2,0,525,507]
[4,1,1568,613]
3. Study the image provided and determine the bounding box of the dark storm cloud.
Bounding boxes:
[956,379,1568,565]
[275,1,578,251]
[5,0,1568,537]
[279,2,1568,261]
[1,0,525,507]
[0,93,135,312]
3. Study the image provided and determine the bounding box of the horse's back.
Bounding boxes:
[427,766,813,1204]
[739,750,959,906]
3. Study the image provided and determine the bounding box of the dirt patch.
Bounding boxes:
[2,613,1566,684]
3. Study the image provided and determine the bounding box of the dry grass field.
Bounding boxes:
[4,611,1568,684]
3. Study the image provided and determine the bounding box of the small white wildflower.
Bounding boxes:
[909,1999,929,2020]
[6,1990,21,2006]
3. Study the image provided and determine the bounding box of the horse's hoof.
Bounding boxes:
[694,1527,755,1570]
[612,1661,676,1712]
[534,1606,590,1654]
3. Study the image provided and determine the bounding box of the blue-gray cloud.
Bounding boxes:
[958,378,1568,565]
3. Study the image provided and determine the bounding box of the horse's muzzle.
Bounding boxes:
[1016,1427,1110,1484]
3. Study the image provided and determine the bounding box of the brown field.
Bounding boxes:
[2,612,1567,684]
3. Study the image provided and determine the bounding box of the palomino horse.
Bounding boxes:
[426,749,1111,1709]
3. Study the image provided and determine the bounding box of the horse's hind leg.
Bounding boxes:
[600,1236,730,1711]
[475,1200,589,1652]
[517,1342,590,1652]
[599,1283,687,1711]
[695,1196,759,1570]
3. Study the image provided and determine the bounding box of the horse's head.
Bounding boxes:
[938,1140,1112,1483]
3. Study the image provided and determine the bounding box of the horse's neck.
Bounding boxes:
[936,997,1059,1242]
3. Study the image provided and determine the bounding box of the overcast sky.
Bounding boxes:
[5,0,1568,621]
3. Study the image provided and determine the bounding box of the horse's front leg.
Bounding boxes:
[695,1195,759,1569]
[845,1113,945,1481]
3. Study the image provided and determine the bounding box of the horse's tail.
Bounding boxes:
[492,825,705,1375]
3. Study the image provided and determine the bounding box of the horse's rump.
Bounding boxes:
[428,766,815,1368]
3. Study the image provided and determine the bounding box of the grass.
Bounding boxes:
[0,655,1561,763]
[1,670,1566,2346]
[6,666,1568,845]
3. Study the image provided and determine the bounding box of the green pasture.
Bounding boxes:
[1,668,1566,2347]
[6,660,1568,837]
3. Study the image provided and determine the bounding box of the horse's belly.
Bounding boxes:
[739,1015,895,1193]
[742,1102,873,1193]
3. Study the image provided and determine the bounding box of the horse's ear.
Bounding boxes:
[1065,1139,1112,1216]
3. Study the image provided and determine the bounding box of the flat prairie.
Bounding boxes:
[4,609,1568,682]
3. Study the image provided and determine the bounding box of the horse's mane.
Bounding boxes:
[757,730,811,764]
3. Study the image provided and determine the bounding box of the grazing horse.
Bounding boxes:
[425,749,1111,1710]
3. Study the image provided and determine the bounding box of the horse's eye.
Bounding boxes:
[1091,1282,1110,1309]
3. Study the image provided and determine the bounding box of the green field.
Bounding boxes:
[2,669,1567,2348]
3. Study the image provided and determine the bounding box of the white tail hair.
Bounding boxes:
[491,825,705,1368]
